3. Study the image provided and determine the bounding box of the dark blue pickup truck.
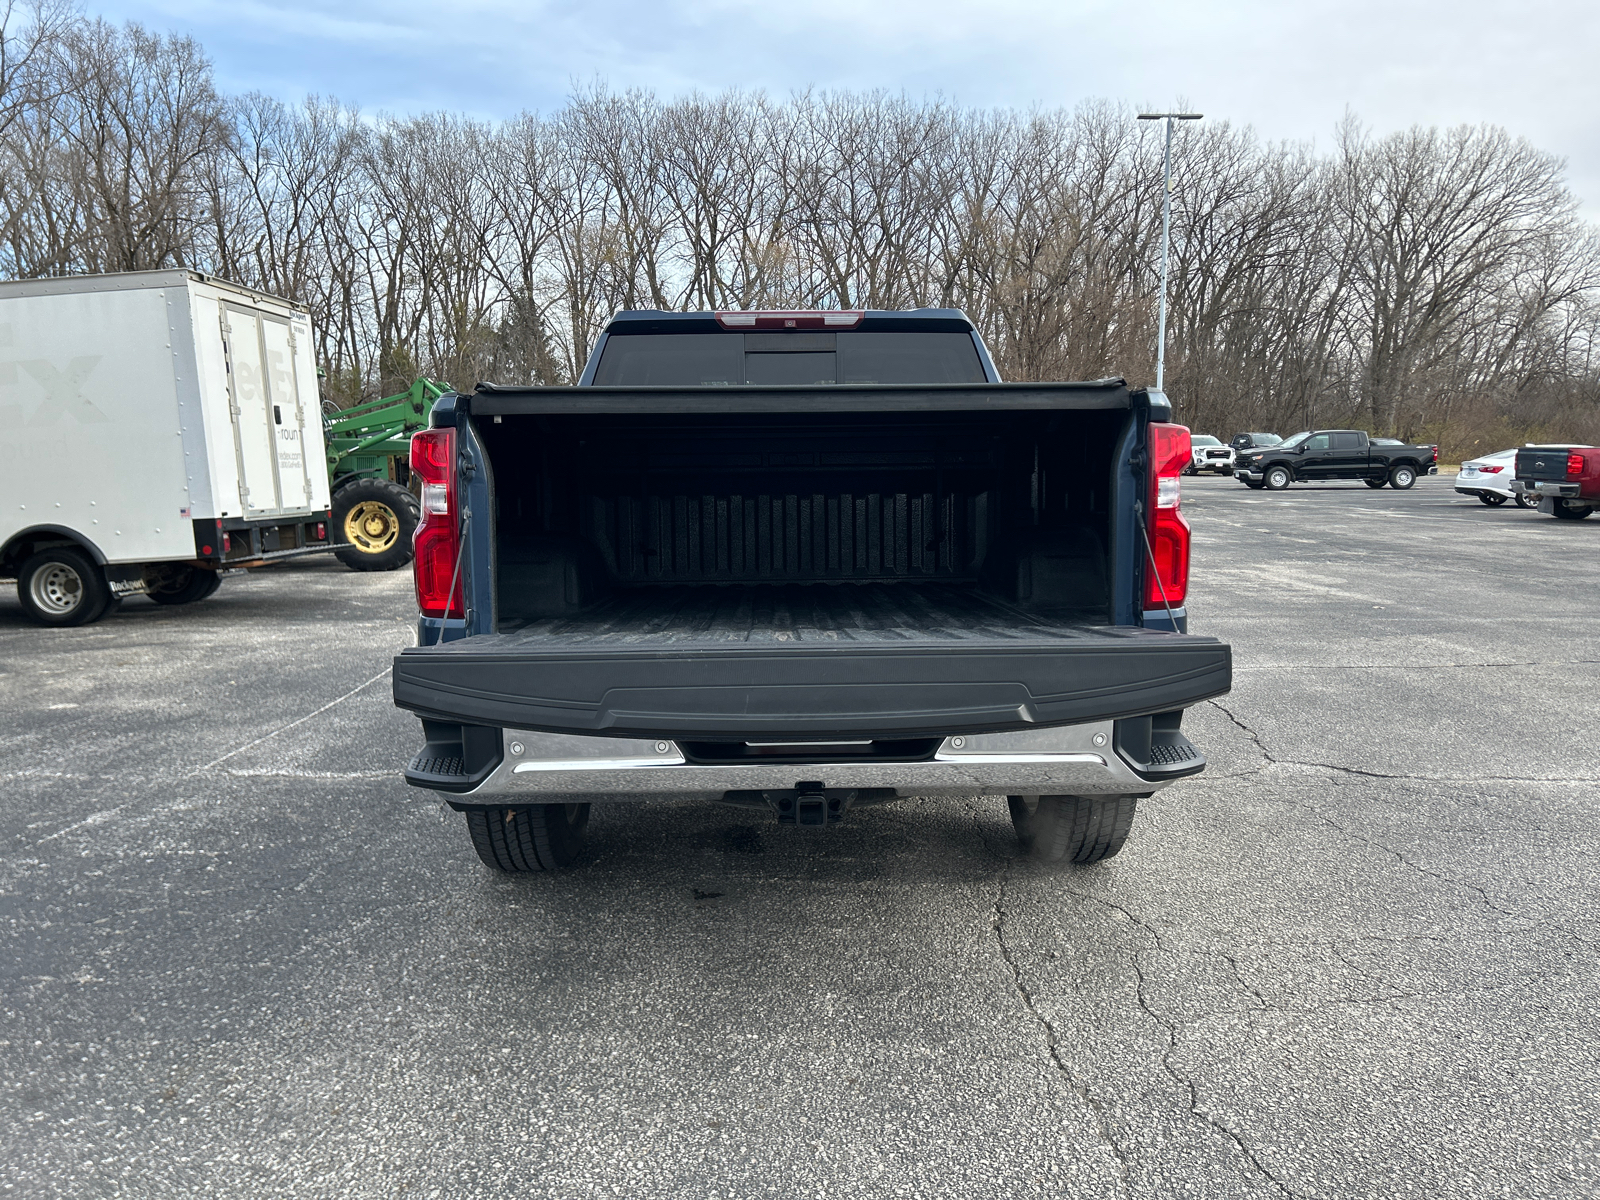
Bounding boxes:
[390,309,1232,873]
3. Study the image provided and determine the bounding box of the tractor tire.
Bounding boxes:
[147,567,222,606]
[465,804,591,872]
[1263,465,1292,490]
[17,548,114,627]
[332,478,419,572]
[1388,463,1417,489]
[1007,795,1138,865]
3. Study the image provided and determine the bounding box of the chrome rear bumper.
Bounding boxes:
[433,720,1180,804]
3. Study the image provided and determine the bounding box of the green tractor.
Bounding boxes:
[323,378,450,571]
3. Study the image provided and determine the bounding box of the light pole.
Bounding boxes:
[1137,112,1202,393]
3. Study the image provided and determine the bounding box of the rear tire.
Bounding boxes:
[332,478,419,572]
[465,804,591,871]
[1008,795,1138,865]
[146,567,222,605]
[1263,465,1292,490]
[1552,501,1593,520]
[1365,478,1386,489]
[1388,464,1417,489]
[17,548,113,626]
[1478,493,1508,506]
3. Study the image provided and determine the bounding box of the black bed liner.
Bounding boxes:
[495,583,1099,645]
[392,583,1230,739]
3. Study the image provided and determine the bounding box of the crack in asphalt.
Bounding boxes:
[1124,951,1303,1199]
[972,807,1131,1196]
[1206,699,1535,920]
[1205,700,1592,784]
[972,788,1312,1196]
[991,865,1133,1195]
[1222,952,1272,1011]
[1303,807,1521,918]
[1049,888,1303,1198]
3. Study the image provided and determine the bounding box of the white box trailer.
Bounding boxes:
[0,270,335,625]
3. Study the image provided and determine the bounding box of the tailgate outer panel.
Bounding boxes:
[392,634,1231,739]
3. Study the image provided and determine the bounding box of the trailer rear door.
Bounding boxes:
[222,306,282,515]
[260,313,315,510]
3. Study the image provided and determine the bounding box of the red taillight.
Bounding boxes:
[315,522,326,539]
[1568,453,1585,477]
[1145,422,1192,611]
[1478,465,1504,474]
[410,428,463,618]
[222,533,231,553]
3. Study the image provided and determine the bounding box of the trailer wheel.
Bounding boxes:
[146,567,222,606]
[1007,795,1138,865]
[1263,465,1292,490]
[17,548,114,627]
[1388,464,1417,489]
[332,478,419,572]
[464,804,591,872]
[1478,493,1508,506]
[1365,478,1386,489]
[1551,500,1593,520]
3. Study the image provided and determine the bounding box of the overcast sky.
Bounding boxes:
[94,0,1600,214]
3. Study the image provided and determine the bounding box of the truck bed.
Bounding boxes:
[393,583,1229,740]
[496,582,1098,645]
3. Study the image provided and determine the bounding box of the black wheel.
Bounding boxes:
[464,804,591,871]
[331,478,419,571]
[1551,500,1593,520]
[1243,479,1266,489]
[1263,465,1292,490]
[1388,464,1417,489]
[17,548,113,626]
[1007,795,1138,864]
[1478,493,1508,506]
[1514,490,1539,509]
[1365,478,1386,489]
[146,566,222,605]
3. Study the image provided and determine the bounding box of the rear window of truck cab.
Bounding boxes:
[592,330,987,386]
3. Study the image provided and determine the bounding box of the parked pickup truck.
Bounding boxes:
[1514,445,1599,520]
[1234,429,1438,491]
[390,309,1233,873]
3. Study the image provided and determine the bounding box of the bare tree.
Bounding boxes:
[2,31,1597,449]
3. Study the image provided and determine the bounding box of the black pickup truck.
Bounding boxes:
[391,309,1232,873]
[1234,430,1438,490]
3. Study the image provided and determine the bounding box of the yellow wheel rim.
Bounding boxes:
[344,500,400,553]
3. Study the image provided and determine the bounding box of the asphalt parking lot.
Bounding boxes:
[3,473,1597,1199]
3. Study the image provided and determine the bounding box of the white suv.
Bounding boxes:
[1187,435,1235,475]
